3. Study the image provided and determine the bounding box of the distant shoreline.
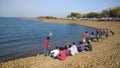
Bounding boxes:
[32,18,120,29]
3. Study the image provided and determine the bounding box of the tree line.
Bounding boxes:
[37,16,57,19]
[67,6,120,20]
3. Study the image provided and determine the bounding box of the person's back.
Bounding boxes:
[58,47,66,61]
[44,37,50,56]
[72,42,78,54]
[78,41,85,52]
[50,47,59,58]
[64,46,72,56]
[79,44,85,51]
[90,32,95,41]
[86,31,90,38]
[68,45,75,55]
[87,42,93,51]
[105,29,109,38]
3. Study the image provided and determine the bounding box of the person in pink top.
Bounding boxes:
[64,46,72,56]
[57,47,66,61]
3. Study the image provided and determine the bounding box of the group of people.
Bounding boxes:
[83,28,114,42]
[44,28,114,61]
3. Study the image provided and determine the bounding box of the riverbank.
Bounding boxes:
[1,19,120,68]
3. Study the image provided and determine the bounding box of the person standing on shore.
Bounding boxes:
[83,32,87,43]
[96,30,100,42]
[44,37,50,56]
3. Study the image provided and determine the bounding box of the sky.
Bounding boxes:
[0,0,120,18]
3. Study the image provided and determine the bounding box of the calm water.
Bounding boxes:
[0,17,97,62]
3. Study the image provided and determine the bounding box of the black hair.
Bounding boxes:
[85,31,88,33]
[46,37,50,39]
[79,41,83,44]
[69,45,71,48]
[64,46,67,49]
[87,41,90,44]
[59,47,63,50]
[55,46,58,49]
[91,32,94,35]
[73,42,75,45]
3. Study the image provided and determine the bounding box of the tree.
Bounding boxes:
[67,12,78,20]
[82,13,88,18]
[101,10,110,18]
[67,6,120,20]
[37,16,57,19]
[76,13,82,19]
[100,7,120,18]
[87,12,100,18]
[114,7,120,17]
[67,14,72,19]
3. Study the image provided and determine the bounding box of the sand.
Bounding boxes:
[0,19,120,68]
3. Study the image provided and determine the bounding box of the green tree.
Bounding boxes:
[67,12,78,20]
[67,15,72,19]
[76,13,82,19]
[101,9,110,18]
[82,13,88,18]
[87,12,100,18]
[114,7,120,17]
[100,7,120,18]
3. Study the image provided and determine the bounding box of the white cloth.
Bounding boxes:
[83,38,86,43]
[72,45,78,54]
[69,47,75,55]
[90,35,94,38]
[69,45,78,55]
[50,49,59,57]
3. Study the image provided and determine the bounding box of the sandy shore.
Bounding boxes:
[0,19,120,68]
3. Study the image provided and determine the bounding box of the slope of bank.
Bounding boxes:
[0,19,120,68]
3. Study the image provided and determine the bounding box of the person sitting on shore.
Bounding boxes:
[57,47,66,61]
[64,46,72,56]
[77,41,85,52]
[68,45,75,56]
[110,30,115,35]
[105,29,110,38]
[50,46,59,58]
[72,42,78,54]
[99,29,104,36]
[84,41,93,51]
[90,32,95,42]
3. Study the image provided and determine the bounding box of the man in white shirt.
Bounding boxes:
[50,46,59,58]
[69,45,75,55]
[72,42,78,54]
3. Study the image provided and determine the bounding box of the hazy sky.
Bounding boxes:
[0,0,120,18]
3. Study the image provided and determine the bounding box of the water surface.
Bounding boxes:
[0,18,97,62]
